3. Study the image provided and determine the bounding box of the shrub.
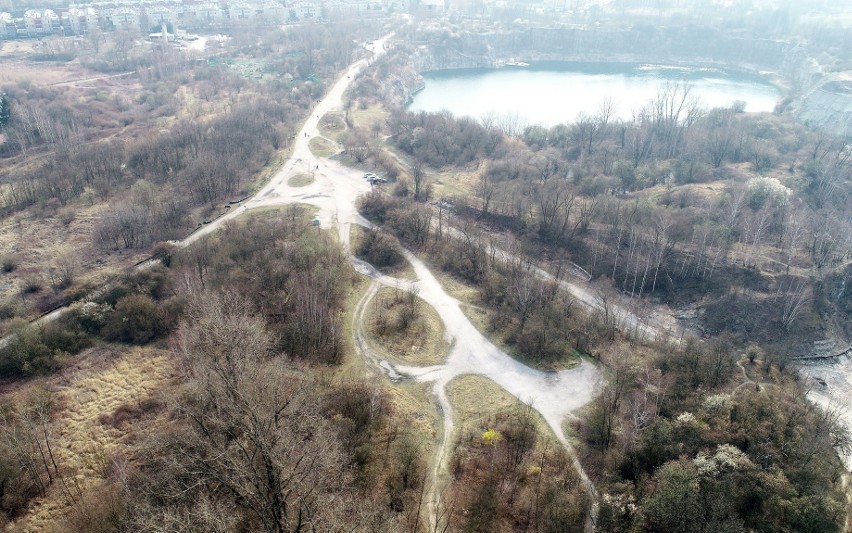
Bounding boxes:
[0,320,61,378]
[98,398,164,429]
[103,294,162,344]
[1,254,18,273]
[357,190,399,223]
[76,302,112,335]
[100,266,171,306]
[20,277,42,296]
[42,315,91,355]
[62,482,126,533]
[0,299,20,321]
[356,229,403,270]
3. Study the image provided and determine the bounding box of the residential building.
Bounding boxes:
[111,6,140,28]
[0,12,15,39]
[229,1,254,20]
[147,4,177,27]
[64,6,97,34]
[24,9,60,36]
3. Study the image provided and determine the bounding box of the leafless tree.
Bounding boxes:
[162,291,381,533]
[0,388,79,505]
[412,153,427,200]
[495,111,527,138]
[477,169,496,216]
[778,280,810,331]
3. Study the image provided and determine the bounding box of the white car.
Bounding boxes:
[364,172,377,179]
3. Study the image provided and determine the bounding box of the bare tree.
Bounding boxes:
[0,388,78,505]
[162,291,380,533]
[778,280,810,331]
[412,152,427,200]
[495,111,527,137]
[477,169,496,216]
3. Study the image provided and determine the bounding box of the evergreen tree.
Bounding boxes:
[0,93,10,129]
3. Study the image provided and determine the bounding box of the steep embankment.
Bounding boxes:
[796,80,852,136]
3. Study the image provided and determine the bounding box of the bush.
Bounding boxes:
[0,320,61,378]
[0,445,42,519]
[103,294,162,344]
[357,190,399,224]
[1,254,18,273]
[356,229,403,270]
[100,266,172,306]
[0,299,20,321]
[98,398,164,429]
[42,315,92,355]
[20,277,42,296]
[62,483,126,533]
[76,302,112,335]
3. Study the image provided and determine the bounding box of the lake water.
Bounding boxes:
[408,63,781,126]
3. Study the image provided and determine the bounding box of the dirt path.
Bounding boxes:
[49,71,135,87]
[6,32,607,529]
[348,241,602,530]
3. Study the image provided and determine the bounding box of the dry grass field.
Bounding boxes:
[363,286,449,366]
[9,346,177,532]
[0,201,146,326]
[309,136,338,157]
[446,374,562,458]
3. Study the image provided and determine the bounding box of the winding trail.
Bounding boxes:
[6,33,606,530]
[181,33,605,529]
[349,243,602,530]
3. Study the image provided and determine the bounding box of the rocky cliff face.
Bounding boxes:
[380,61,425,108]
[412,26,791,74]
[795,81,852,137]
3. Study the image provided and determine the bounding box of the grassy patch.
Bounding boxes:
[12,345,175,530]
[309,136,338,157]
[363,286,448,366]
[245,203,317,224]
[446,374,560,447]
[425,164,480,200]
[318,112,346,141]
[384,381,440,445]
[424,260,481,303]
[350,104,388,132]
[287,173,315,187]
[337,275,374,377]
